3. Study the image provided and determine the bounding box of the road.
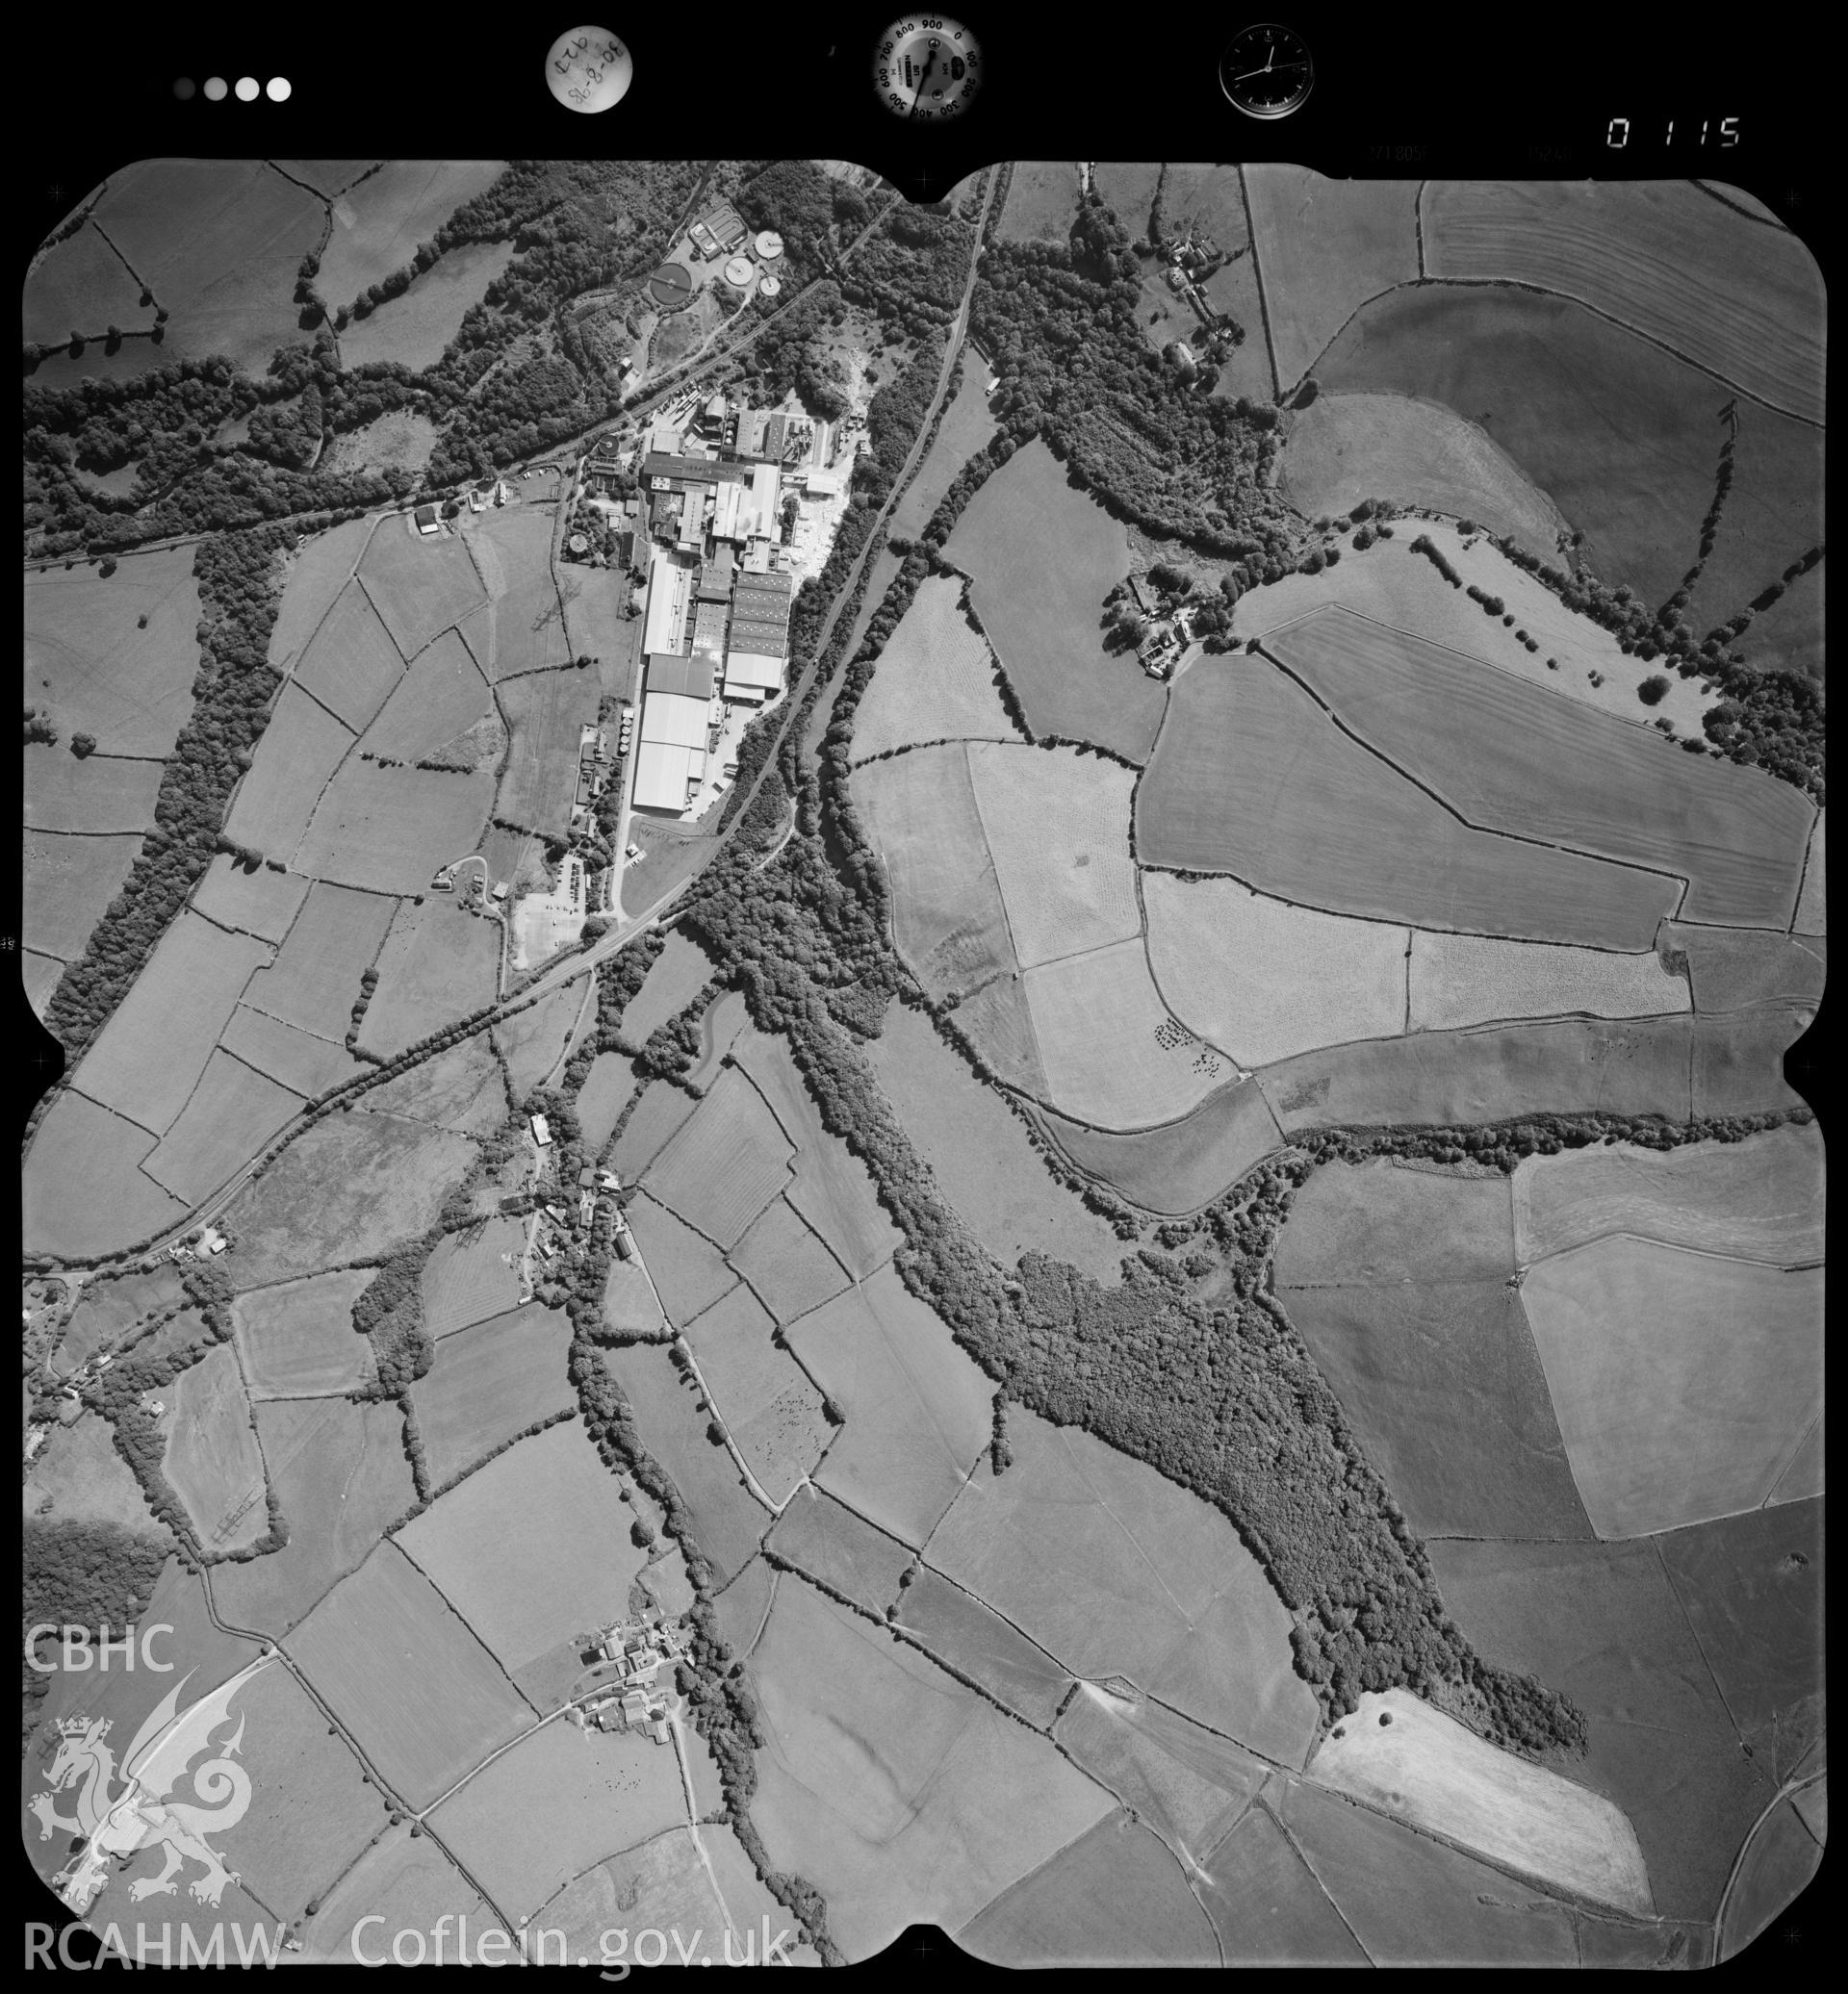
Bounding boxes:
[97,169,999,1275]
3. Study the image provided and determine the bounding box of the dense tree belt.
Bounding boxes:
[21,1521,172,1738]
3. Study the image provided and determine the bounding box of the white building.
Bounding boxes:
[530,1113,552,1147]
[632,652,718,813]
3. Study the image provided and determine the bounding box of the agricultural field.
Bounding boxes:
[23,547,201,754]
[1667,921,1826,1014]
[495,666,603,840]
[1022,938,1233,1128]
[945,969,1050,1096]
[626,1194,737,1326]
[23,951,64,1018]
[893,1568,1073,1728]
[728,1195,849,1322]
[22,1412,163,1533]
[997,161,1084,244]
[222,681,356,862]
[65,910,273,1135]
[297,1822,490,1965]
[576,1051,639,1151]
[285,1540,533,1810]
[1269,606,1812,928]
[362,1031,507,1136]
[342,239,519,370]
[359,627,494,761]
[190,855,312,944]
[785,1265,991,1547]
[1280,393,1569,562]
[213,1397,415,1636]
[1139,650,1681,948]
[357,519,489,660]
[684,1282,832,1503]
[1522,1238,1822,1538]
[409,1305,576,1489]
[643,1069,795,1249]
[1039,1076,1282,1217]
[966,744,1140,968]
[23,747,164,833]
[1144,873,1407,1067]
[536,1826,783,1962]
[319,407,442,483]
[863,1001,1126,1281]
[1091,163,1163,239]
[269,519,377,673]
[1713,541,1822,681]
[420,1216,526,1339]
[398,1418,646,1680]
[244,881,397,1040]
[684,987,749,1090]
[600,1344,771,1586]
[429,1719,686,1927]
[220,1110,476,1289]
[747,1573,1115,1962]
[468,507,571,677]
[317,160,505,306]
[1408,932,1688,1031]
[294,761,497,895]
[293,580,407,732]
[927,1404,1319,1764]
[941,439,1167,762]
[603,1254,667,1341]
[161,1343,270,1553]
[849,575,1020,762]
[766,1486,913,1617]
[1315,283,1819,610]
[355,898,500,1057]
[141,1049,302,1203]
[1511,1120,1825,1269]
[888,364,1000,541]
[618,930,715,1045]
[1244,169,1421,390]
[22,830,143,969]
[611,1083,701,1181]
[90,159,325,371]
[23,220,151,345]
[20,1090,191,1259]
[1422,180,1825,426]
[852,743,1017,1000]
[495,983,584,1100]
[233,1270,375,1397]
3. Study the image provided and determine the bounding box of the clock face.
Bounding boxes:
[874,16,983,122]
[1219,24,1314,119]
[545,28,634,114]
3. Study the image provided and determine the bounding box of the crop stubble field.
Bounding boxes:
[849,575,1020,762]
[232,1269,374,1396]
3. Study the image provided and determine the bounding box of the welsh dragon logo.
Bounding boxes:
[29,1658,270,1914]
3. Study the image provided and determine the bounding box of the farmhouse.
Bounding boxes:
[530,1113,552,1147]
[413,505,440,537]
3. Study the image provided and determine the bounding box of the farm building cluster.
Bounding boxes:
[577,1613,690,1746]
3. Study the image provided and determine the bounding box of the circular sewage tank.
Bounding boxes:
[757,274,781,297]
[722,254,755,290]
[753,230,783,261]
[646,262,693,308]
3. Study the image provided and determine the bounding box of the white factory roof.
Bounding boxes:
[711,480,744,543]
[632,740,706,812]
[640,688,711,751]
[643,550,695,654]
[724,651,784,699]
[802,469,841,498]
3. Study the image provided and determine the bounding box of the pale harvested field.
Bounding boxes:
[729,1195,848,1323]
[626,1194,737,1326]
[233,1268,374,1398]
[319,160,506,304]
[399,1417,646,1675]
[23,748,164,833]
[1245,168,1421,389]
[1041,1078,1282,1217]
[411,1306,577,1489]
[611,1084,700,1182]
[268,518,376,674]
[1141,651,1680,948]
[889,364,999,540]
[21,1091,191,1258]
[787,1264,992,1547]
[294,579,407,732]
[1278,1158,1514,1287]
[244,881,397,1041]
[1234,516,1713,736]
[1309,1688,1653,1915]
[357,627,491,761]
[190,856,310,944]
[685,1283,832,1503]
[1793,811,1824,934]
[142,1050,303,1203]
[966,743,1140,969]
[223,682,356,862]
[947,970,1049,1096]
[1523,1240,1824,1537]
[22,1412,163,1533]
[863,1000,1125,1281]
[1410,932,1688,1031]
[342,240,518,371]
[1144,872,1407,1067]
[576,1051,638,1153]
[1280,392,1568,563]
[421,1218,526,1339]
[749,1573,1114,1963]
[69,911,272,1135]
[644,1067,795,1250]
[1423,180,1825,425]
[685,985,749,1090]
[851,576,1019,762]
[535,1828,732,1959]
[1023,938,1233,1129]
[23,830,142,966]
[24,949,64,1018]
[1269,607,1810,929]
[357,520,489,661]
[298,1822,489,1964]
[355,897,500,1058]
[286,1540,532,1810]
[926,1404,1319,1766]
[163,1344,270,1552]
[23,545,201,755]
[852,743,1016,999]
[618,930,715,1045]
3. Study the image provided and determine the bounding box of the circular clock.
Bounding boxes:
[1219,24,1314,119]
[545,28,634,114]
[874,16,983,122]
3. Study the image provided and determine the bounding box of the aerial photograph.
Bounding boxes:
[20,149,1822,1968]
